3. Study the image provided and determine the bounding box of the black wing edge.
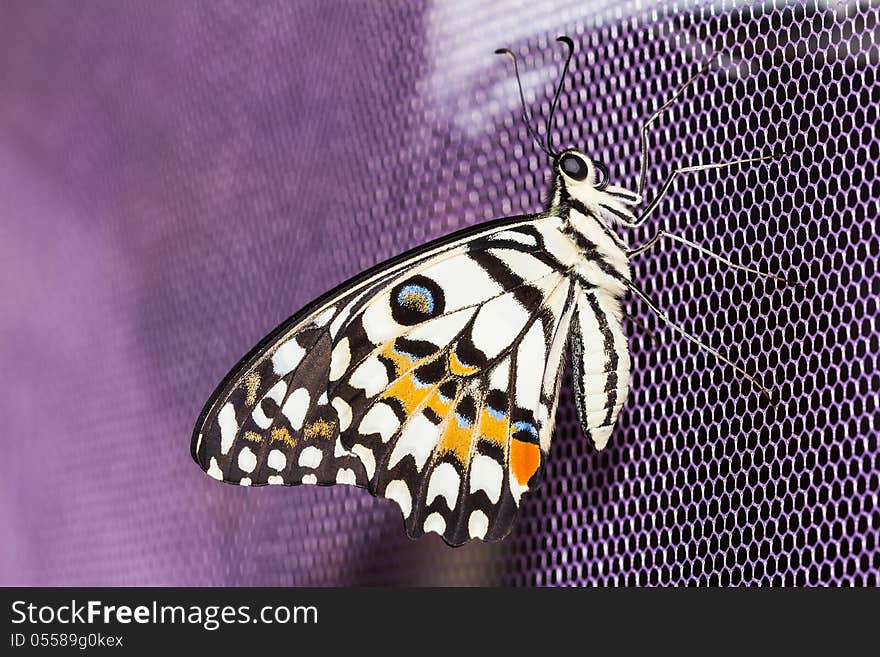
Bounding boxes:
[190,213,540,467]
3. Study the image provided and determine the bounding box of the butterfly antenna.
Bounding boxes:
[546,36,575,157]
[495,46,554,159]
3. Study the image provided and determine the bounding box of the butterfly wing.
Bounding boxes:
[192,213,582,544]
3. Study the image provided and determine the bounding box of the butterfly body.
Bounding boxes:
[192,148,640,545]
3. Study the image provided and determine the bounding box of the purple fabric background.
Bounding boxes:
[1,1,877,586]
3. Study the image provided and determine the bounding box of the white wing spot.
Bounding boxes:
[267,379,288,401]
[384,480,412,519]
[267,475,284,485]
[352,444,376,479]
[281,388,310,430]
[237,446,257,474]
[239,477,251,486]
[298,445,323,469]
[335,468,358,485]
[358,402,400,443]
[468,510,489,539]
[207,457,223,481]
[423,512,447,536]
[329,337,351,381]
[272,340,305,376]
[427,462,460,510]
[300,474,317,485]
[388,413,439,472]
[218,403,238,455]
[349,357,389,397]
[331,397,353,432]
[361,296,397,345]
[267,449,287,471]
[470,454,503,504]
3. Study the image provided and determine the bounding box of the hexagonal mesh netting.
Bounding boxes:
[0,0,876,586]
[499,0,880,587]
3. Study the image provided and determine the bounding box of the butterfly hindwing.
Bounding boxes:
[337,265,578,544]
[192,214,581,544]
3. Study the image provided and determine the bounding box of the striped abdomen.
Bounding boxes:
[568,286,630,450]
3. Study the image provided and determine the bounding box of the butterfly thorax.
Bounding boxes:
[546,158,638,300]
[561,203,631,299]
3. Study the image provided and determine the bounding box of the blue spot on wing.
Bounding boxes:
[412,374,431,389]
[397,284,434,313]
[392,345,417,361]
[488,407,506,420]
[512,420,538,438]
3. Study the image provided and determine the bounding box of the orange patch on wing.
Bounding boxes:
[510,440,540,487]
[448,349,479,376]
[477,409,507,447]
[383,373,435,415]
[381,343,417,377]
[243,372,261,406]
[243,431,263,443]
[424,388,453,419]
[436,413,475,465]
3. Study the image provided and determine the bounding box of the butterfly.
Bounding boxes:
[191,37,787,546]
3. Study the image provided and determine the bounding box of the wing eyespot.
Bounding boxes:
[390,275,445,325]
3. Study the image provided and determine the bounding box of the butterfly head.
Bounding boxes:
[495,38,641,227]
[553,149,640,225]
[556,150,608,192]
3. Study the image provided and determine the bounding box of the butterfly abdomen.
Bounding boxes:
[568,286,630,450]
[542,164,635,450]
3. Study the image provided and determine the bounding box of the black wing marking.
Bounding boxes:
[192,213,581,545]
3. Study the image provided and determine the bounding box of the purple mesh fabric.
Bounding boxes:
[1,1,877,586]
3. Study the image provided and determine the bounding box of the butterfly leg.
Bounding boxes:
[628,152,786,228]
[626,282,774,400]
[637,63,713,197]
[628,230,792,284]
[624,313,659,348]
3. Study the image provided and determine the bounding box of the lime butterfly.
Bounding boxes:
[192,37,787,545]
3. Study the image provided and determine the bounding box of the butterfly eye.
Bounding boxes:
[559,153,588,181]
[593,161,610,190]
